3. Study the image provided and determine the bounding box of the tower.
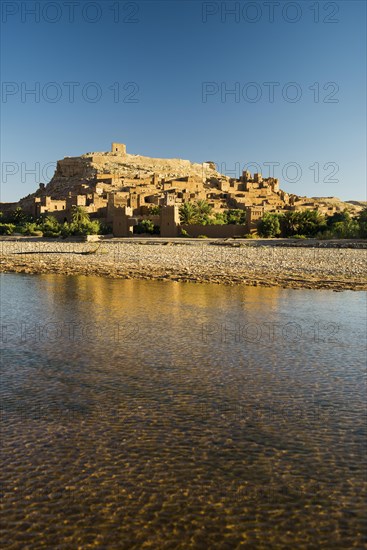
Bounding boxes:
[160,205,180,237]
[111,143,127,155]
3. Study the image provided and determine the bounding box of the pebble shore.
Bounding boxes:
[1,238,366,290]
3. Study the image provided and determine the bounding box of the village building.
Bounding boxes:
[2,142,350,237]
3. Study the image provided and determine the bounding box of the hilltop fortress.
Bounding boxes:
[5,142,360,237]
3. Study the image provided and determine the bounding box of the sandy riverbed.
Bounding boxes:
[0,238,366,290]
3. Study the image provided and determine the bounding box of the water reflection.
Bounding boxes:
[1,274,366,549]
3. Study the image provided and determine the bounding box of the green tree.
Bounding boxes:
[326,210,351,227]
[225,209,247,225]
[71,206,91,225]
[211,212,227,225]
[324,209,360,239]
[297,210,326,237]
[279,211,325,237]
[69,207,101,236]
[357,207,367,238]
[9,207,30,225]
[195,200,213,225]
[280,212,300,237]
[332,219,359,238]
[258,213,281,237]
[179,202,199,224]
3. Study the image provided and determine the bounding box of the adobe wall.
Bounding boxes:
[181,224,249,238]
[160,205,180,237]
[113,206,133,237]
[0,202,20,214]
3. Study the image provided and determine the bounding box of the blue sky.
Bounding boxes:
[1,0,366,202]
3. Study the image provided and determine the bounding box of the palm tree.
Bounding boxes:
[179,202,199,224]
[281,211,299,236]
[195,200,212,216]
[71,206,90,225]
[195,200,213,224]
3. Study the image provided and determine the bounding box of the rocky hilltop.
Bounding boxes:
[1,143,361,224]
[30,149,224,200]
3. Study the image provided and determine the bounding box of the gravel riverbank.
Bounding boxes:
[1,238,366,290]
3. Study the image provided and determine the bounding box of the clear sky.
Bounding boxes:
[1,0,366,202]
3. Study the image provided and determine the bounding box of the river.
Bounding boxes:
[1,273,366,548]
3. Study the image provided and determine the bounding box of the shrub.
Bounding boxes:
[70,219,101,236]
[135,219,155,234]
[43,231,61,238]
[86,220,101,235]
[149,205,161,216]
[99,223,113,235]
[41,216,61,233]
[316,229,335,240]
[60,223,73,238]
[0,223,16,235]
[22,222,43,236]
[15,225,27,234]
[319,209,361,238]
[197,234,208,238]
[180,229,190,237]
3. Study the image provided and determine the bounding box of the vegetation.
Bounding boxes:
[176,201,367,240]
[256,208,367,239]
[224,209,247,225]
[68,206,101,236]
[0,206,101,238]
[0,223,16,235]
[148,205,161,216]
[211,212,227,225]
[8,207,31,225]
[179,202,200,224]
[195,200,213,224]
[179,203,248,226]
[1,205,366,240]
[258,213,281,238]
[134,219,159,234]
[358,208,367,238]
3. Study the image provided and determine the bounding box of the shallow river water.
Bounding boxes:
[0,274,366,548]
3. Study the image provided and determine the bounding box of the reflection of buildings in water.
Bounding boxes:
[37,275,314,376]
[38,274,287,341]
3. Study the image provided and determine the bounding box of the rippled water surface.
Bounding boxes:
[1,273,366,549]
